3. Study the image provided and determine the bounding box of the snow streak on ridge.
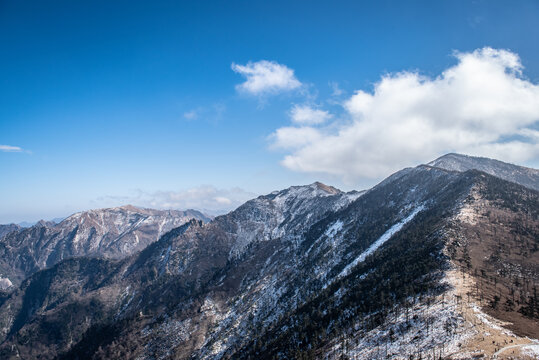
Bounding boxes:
[338,204,426,279]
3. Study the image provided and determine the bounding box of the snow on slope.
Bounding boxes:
[328,272,474,360]
[521,344,539,357]
[228,182,363,258]
[0,206,211,285]
[338,204,426,279]
[428,153,539,191]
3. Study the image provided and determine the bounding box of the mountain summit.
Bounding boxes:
[428,153,539,190]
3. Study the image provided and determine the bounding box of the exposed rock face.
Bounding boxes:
[0,206,211,285]
[0,154,536,360]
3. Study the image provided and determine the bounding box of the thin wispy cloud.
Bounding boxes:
[271,47,539,182]
[182,103,226,123]
[329,81,345,97]
[289,104,332,125]
[232,60,302,95]
[97,186,256,215]
[183,110,198,120]
[0,145,24,153]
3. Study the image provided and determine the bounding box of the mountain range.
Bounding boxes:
[0,206,211,287]
[0,153,537,359]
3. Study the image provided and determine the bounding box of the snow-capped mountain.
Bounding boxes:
[429,153,539,191]
[0,154,537,359]
[0,205,211,286]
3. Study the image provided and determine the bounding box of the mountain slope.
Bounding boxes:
[0,168,462,357]
[0,224,21,241]
[0,206,211,286]
[235,170,538,359]
[0,183,363,359]
[0,155,537,359]
[429,153,539,191]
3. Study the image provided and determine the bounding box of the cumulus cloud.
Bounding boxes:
[0,145,23,152]
[271,48,539,182]
[97,186,256,215]
[270,126,322,150]
[289,105,332,125]
[232,60,302,95]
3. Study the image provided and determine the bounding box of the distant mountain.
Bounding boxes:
[0,224,21,240]
[16,217,64,229]
[17,221,35,228]
[0,154,537,359]
[0,205,211,285]
[429,152,539,190]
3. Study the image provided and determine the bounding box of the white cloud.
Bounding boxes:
[289,105,332,125]
[0,145,23,152]
[183,110,198,120]
[232,60,302,95]
[270,126,322,150]
[98,186,256,215]
[182,103,226,123]
[214,196,232,205]
[272,48,539,182]
[329,81,345,97]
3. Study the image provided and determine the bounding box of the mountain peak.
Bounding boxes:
[428,153,539,191]
[35,219,55,227]
[114,204,142,212]
[429,153,491,167]
[311,181,342,195]
[267,182,342,199]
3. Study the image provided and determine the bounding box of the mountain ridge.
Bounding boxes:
[428,152,539,191]
[0,206,212,286]
[0,153,537,359]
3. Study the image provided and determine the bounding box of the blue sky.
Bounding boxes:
[1,0,539,223]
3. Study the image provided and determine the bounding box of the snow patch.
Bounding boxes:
[521,344,539,357]
[338,204,425,278]
[325,220,343,237]
[471,304,505,331]
[159,245,172,275]
[327,273,475,360]
[0,277,13,290]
